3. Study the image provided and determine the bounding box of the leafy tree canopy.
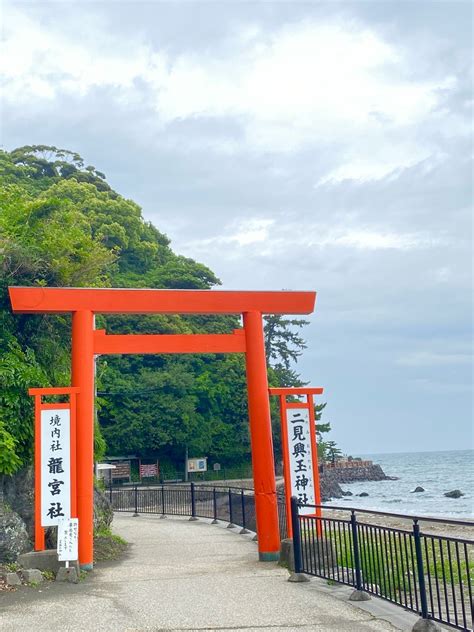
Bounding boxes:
[0,145,336,476]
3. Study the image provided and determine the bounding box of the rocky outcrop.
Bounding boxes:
[1,468,114,561]
[0,503,30,563]
[94,486,113,532]
[320,463,389,484]
[1,468,34,539]
[319,473,343,501]
[277,474,344,502]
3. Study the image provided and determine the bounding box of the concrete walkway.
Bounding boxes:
[0,514,421,632]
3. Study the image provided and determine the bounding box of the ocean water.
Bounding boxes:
[324,449,474,519]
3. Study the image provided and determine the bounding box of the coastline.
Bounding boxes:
[321,506,474,540]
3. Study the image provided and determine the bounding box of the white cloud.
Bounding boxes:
[318,229,436,250]
[185,217,436,256]
[231,219,275,246]
[316,147,444,185]
[2,4,460,169]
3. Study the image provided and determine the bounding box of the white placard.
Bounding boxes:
[57,518,78,561]
[286,407,316,515]
[40,409,71,526]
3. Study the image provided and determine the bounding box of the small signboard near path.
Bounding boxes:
[57,517,79,562]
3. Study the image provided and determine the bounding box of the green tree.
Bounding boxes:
[0,145,341,477]
[323,440,343,465]
[0,147,247,473]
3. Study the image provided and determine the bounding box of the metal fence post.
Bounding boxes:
[240,489,250,534]
[348,511,370,601]
[413,520,429,620]
[227,488,236,528]
[133,485,139,517]
[351,511,363,590]
[211,487,218,524]
[288,496,309,582]
[109,480,113,504]
[160,484,166,519]
[189,482,198,521]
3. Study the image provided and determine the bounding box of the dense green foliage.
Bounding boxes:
[0,145,334,476]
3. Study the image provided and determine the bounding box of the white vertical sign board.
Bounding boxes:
[40,409,71,526]
[286,407,316,516]
[57,518,79,561]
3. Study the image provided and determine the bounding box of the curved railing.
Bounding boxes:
[109,483,473,631]
[109,482,288,539]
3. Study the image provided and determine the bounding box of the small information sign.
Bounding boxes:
[57,517,79,562]
[140,463,158,478]
[187,457,207,472]
[111,461,131,480]
[41,409,71,526]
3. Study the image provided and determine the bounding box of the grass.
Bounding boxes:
[79,570,88,582]
[301,521,473,603]
[93,527,128,562]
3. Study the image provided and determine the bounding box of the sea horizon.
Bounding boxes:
[355,447,474,457]
[324,448,474,519]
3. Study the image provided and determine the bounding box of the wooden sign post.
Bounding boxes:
[269,387,324,538]
[28,387,78,551]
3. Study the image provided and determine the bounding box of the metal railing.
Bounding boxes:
[109,484,473,629]
[109,482,288,540]
[290,497,474,631]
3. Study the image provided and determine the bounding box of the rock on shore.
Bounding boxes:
[277,463,392,502]
[444,489,464,499]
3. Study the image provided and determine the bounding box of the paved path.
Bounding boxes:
[0,515,420,632]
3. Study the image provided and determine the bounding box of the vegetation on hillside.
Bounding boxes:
[0,145,335,476]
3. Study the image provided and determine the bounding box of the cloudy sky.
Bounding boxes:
[2,0,472,454]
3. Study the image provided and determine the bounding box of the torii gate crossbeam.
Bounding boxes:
[9,287,316,569]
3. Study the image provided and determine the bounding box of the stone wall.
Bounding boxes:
[321,463,389,485]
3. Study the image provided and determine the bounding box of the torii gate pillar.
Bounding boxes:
[71,310,95,570]
[244,311,279,560]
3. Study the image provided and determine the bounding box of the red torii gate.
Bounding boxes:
[9,286,316,569]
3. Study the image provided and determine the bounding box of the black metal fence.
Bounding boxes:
[109,482,288,540]
[290,497,474,631]
[109,484,473,630]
